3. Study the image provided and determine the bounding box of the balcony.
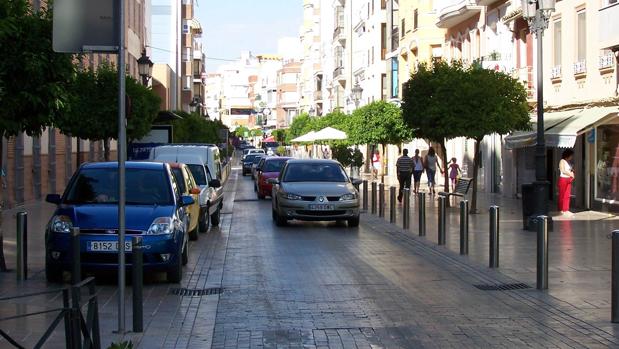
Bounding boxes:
[550,65,562,80]
[314,90,322,102]
[599,52,616,70]
[436,0,482,28]
[573,60,587,76]
[333,66,345,82]
[599,2,619,50]
[391,27,399,50]
[511,66,535,101]
[333,25,346,44]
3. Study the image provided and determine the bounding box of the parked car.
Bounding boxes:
[256,157,292,199]
[253,157,267,191]
[242,154,260,176]
[251,154,266,180]
[269,159,362,227]
[149,145,224,229]
[262,142,279,156]
[169,163,201,240]
[244,148,265,161]
[44,162,194,283]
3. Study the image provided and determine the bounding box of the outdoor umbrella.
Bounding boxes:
[313,127,347,141]
[291,131,317,143]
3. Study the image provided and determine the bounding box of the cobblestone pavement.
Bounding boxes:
[1,166,619,348]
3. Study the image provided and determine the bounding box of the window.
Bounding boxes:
[401,18,406,36]
[381,0,386,10]
[596,124,619,202]
[553,20,562,66]
[390,58,398,98]
[577,10,586,62]
[413,9,418,30]
[381,23,387,60]
[381,73,387,100]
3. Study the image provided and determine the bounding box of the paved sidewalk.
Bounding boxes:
[359,180,619,331]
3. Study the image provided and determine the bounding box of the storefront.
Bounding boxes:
[504,106,619,212]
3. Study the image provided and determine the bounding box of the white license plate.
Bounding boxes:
[87,241,132,252]
[309,204,334,211]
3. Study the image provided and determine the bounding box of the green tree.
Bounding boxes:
[57,63,160,160]
[271,129,288,144]
[287,113,314,142]
[402,61,470,196]
[348,101,413,180]
[402,61,530,211]
[171,111,224,144]
[0,0,76,271]
[234,125,250,139]
[250,128,263,137]
[457,66,530,212]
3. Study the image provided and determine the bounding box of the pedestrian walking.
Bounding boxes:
[396,149,414,202]
[448,157,461,192]
[558,149,575,216]
[372,150,381,179]
[425,147,442,195]
[412,149,424,194]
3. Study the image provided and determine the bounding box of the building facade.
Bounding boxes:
[276,61,302,127]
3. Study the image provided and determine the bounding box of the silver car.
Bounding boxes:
[269,159,362,227]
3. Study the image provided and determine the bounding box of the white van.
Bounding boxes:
[149,145,224,230]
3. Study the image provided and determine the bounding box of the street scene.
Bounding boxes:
[1,0,619,348]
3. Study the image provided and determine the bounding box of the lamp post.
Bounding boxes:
[137,49,154,86]
[352,82,363,108]
[521,0,555,228]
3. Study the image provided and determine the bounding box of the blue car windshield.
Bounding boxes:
[64,168,173,205]
[283,163,348,183]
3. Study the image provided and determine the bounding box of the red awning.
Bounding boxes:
[263,136,275,142]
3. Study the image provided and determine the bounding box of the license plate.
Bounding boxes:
[87,241,132,252]
[309,204,334,211]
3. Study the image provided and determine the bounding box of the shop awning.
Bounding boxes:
[505,107,619,149]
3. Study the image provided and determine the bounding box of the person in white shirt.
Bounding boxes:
[558,149,575,216]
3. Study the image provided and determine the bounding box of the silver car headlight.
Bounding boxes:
[340,193,357,201]
[146,217,174,235]
[50,215,73,233]
[281,192,302,200]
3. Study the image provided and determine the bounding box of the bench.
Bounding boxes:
[439,177,473,199]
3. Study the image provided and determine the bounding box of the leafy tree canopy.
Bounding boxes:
[56,63,161,142]
[171,111,224,144]
[348,101,413,146]
[0,0,76,138]
[287,113,313,142]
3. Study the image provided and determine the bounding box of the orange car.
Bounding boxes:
[168,163,201,240]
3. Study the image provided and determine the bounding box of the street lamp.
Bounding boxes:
[521,0,555,229]
[137,49,154,86]
[352,82,363,108]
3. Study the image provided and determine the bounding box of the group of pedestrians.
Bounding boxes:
[395,147,462,202]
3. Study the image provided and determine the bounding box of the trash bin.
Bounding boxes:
[521,183,534,230]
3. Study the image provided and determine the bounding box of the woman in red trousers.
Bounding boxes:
[558,149,575,216]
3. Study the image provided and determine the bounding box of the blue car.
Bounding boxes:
[44,162,194,283]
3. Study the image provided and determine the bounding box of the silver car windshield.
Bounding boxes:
[283,163,348,183]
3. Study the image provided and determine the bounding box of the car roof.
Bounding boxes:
[265,157,292,162]
[81,161,166,170]
[285,159,340,165]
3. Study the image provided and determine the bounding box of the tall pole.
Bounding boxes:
[117,0,127,333]
[534,13,545,183]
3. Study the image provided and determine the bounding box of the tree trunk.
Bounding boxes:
[381,143,386,184]
[0,134,7,272]
[470,138,482,214]
[104,139,110,161]
[439,139,450,207]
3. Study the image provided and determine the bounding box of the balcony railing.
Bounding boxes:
[550,65,562,80]
[599,52,615,70]
[573,60,587,75]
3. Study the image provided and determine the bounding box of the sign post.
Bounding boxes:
[53,0,125,333]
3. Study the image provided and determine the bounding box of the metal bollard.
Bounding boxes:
[362,180,368,211]
[537,216,549,290]
[489,206,500,268]
[371,182,377,215]
[459,200,469,255]
[418,192,426,237]
[378,183,385,218]
[132,236,144,332]
[71,227,81,284]
[389,186,396,223]
[438,196,446,245]
[16,212,27,281]
[403,188,410,230]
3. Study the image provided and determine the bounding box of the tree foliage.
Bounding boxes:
[286,113,313,142]
[271,129,288,144]
[233,125,250,138]
[171,111,226,144]
[56,63,161,144]
[402,60,530,210]
[348,101,413,146]
[0,0,76,138]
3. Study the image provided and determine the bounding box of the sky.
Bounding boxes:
[195,0,303,72]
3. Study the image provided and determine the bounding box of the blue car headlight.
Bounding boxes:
[147,217,174,235]
[50,215,73,233]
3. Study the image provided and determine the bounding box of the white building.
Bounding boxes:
[217,51,260,128]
